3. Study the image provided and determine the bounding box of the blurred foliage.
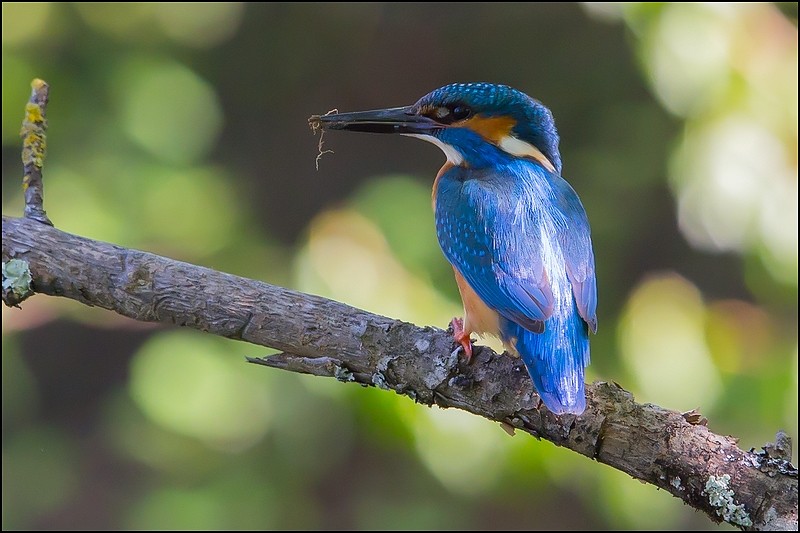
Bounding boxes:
[2,3,796,530]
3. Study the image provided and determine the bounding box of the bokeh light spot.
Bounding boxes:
[129,332,272,451]
[154,3,244,48]
[125,487,225,530]
[115,59,223,164]
[619,274,722,410]
[139,166,240,257]
[2,426,79,528]
[411,407,508,496]
[642,3,730,117]
[2,3,52,46]
[1,53,36,143]
[74,3,156,41]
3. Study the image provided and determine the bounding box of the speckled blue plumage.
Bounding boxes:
[320,81,598,415]
[436,157,596,414]
[415,83,563,173]
[427,84,597,415]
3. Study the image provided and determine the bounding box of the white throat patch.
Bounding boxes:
[404,134,464,166]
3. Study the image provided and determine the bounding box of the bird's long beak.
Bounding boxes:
[309,106,440,135]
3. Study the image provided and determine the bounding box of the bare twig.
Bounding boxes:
[20,78,52,226]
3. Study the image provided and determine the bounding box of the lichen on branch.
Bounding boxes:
[20,78,52,226]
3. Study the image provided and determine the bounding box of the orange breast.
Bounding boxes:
[452,267,501,339]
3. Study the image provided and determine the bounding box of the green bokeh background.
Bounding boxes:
[2,3,797,530]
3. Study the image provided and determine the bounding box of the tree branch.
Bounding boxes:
[2,215,797,530]
[20,78,52,226]
[1,80,796,531]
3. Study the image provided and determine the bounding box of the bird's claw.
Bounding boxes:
[450,317,474,363]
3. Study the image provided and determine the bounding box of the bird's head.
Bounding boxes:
[311,82,561,173]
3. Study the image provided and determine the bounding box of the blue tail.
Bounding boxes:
[501,301,590,415]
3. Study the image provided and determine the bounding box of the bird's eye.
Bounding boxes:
[429,104,472,124]
[450,105,471,121]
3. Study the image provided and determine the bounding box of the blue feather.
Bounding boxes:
[435,157,596,415]
[316,81,597,415]
[502,311,589,415]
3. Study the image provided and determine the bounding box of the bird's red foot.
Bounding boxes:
[450,317,474,363]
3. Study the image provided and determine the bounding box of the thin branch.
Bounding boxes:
[20,78,52,226]
[1,79,797,531]
[2,216,797,530]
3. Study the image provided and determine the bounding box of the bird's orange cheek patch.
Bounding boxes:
[462,115,516,144]
[462,115,556,172]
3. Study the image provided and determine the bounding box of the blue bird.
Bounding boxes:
[312,83,597,415]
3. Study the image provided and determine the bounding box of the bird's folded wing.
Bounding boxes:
[552,175,598,333]
[436,194,553,334]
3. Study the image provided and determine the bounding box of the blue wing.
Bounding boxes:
[551,173,598,333]
[435,163,597,335]
[435,162,597,415]
[435,166,554,334]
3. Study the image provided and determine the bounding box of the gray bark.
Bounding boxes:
[2,214,797,530]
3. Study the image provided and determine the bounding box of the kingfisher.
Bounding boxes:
[310,83,597,415]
